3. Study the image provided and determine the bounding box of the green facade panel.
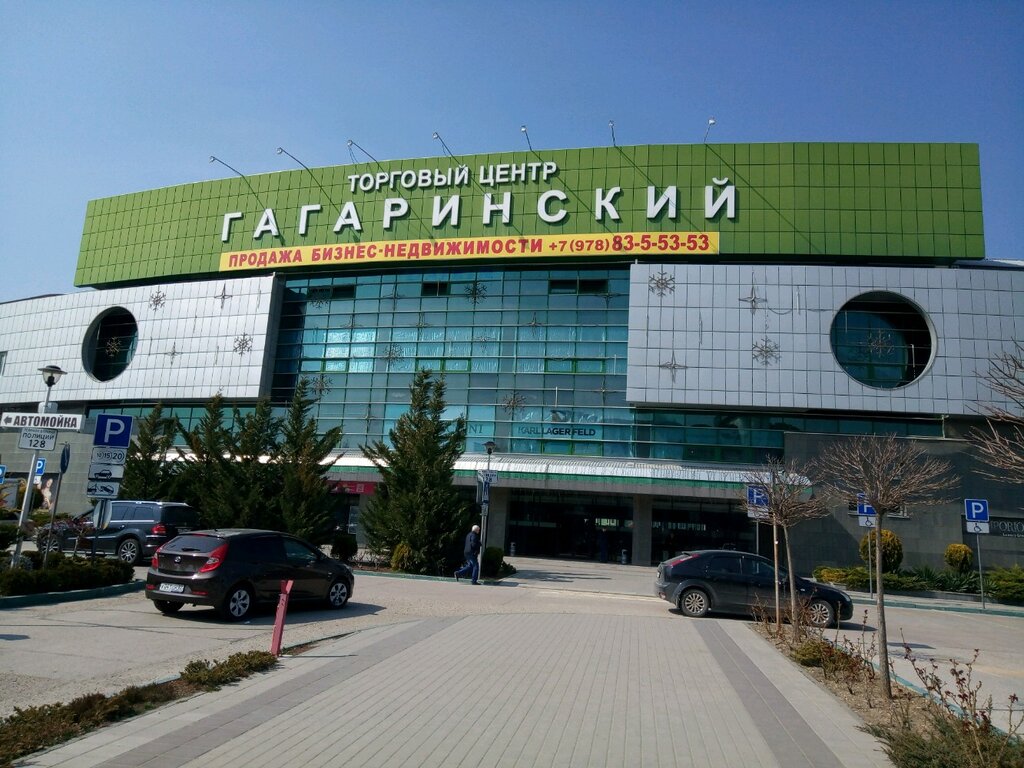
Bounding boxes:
[75,142,985,288]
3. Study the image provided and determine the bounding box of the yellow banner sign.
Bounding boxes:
[220,231,719,272]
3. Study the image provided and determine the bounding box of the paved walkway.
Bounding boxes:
[20,559,897,768]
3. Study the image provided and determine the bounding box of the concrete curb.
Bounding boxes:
[850,593,1024,618]
[0,579,145,609]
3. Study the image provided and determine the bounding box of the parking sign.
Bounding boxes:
[964,499,989,523]
[94,414,134,448]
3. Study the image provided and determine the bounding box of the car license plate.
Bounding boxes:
[158,583,185,594]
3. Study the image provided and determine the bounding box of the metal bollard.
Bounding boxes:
[620,549,628,565]
[510,542,516,556]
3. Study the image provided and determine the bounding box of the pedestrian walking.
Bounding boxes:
[454,524,481,584]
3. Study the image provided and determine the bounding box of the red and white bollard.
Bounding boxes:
[270,579,294,657]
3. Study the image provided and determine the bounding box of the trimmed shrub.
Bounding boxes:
[815,567,850,584]
[0,555,133,597]
[943,543,973,574]
[390,542,413,572]
[859,528,903,573]
[330,532,358,562]
[986,565,1024,604]
[180,651,277,690]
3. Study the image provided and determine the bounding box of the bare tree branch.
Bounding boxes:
[969,340,1024,484]
[808,434,958,699]
[743,457,830,641]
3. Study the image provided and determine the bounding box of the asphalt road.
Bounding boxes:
[1,557,1021,736]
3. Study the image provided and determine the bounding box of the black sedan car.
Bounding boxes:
[654,549,853,628]
[145,529,354,621]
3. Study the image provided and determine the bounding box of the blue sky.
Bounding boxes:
[1,1,1021,303]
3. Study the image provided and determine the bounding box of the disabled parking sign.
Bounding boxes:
[964,499,989,534]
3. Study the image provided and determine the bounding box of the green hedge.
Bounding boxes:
[0,553,134,597]
[986,565,1024,604]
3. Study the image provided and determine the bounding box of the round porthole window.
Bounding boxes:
[829,291,933,389]
[82,307,138,381]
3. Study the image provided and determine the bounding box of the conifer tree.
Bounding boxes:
[174,394,231,520]
[279,378,343,543]
[121,403,179,501]
[361,369,470,574]
[210,400,282,529]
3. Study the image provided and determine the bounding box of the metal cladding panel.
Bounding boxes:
[75,143,984,288]
[626,263,1024,416]
[0,275,277,404]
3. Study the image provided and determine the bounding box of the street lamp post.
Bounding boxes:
[478,441,496,576]
[9,365,65,568]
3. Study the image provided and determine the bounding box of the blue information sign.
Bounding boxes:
[747,486,768,507]
[94,414,134,448]
[35,458,46,476]
[964,499,989,523]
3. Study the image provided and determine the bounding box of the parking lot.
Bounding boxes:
[1,557,1021,766]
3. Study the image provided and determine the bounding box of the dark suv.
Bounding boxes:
[654,549,853,628]
[38,500,201,566]
[145,529,354,621]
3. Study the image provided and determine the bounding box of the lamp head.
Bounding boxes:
[276,147,284,155]
[708,117,716,126]
[432,132,440,140]
[520,125,528,133]
[39,365,66,388]
[484,440,496,455]
[346,139,354,148]
[208,156,216,163]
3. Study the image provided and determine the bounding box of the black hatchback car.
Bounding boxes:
[145,529,354,621]
[654,549,853,628]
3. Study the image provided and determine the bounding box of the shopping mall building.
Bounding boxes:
[1,142,1021,570]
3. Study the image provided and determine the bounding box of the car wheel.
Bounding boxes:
[220,585,254,621]
[678,588,710,618]
[153,600,183,615]
[39,534,61,553]
[117,538,141,565]
[807,599,836,629]
[326,578,350,609]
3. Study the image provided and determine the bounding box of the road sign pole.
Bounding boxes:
[977,531,986,610]
[9,445,41,568]
[867,529,874,599]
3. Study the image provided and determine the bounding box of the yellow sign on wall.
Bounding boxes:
[220,231,720,272]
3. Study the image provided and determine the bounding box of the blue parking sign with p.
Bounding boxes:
[964,499,989,523]
[747,486,768,507]
[94,414,134,448]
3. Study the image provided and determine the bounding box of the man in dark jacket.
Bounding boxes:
[454,524,481,584]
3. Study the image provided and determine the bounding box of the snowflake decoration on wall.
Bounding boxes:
[164,343,181,363]
[600,290,627,306]
[149,290,166,310]
[648,271,675,297]
[214,285,233,309]
[752,337,781,366]
[105,337,122,358]
[465,281,487,305]
[526,312,544,337]
[501,391,526,417]
[233,333,254,355]
[308,374,331,398]
[866,330,895,357]
[308,287,332,308]
[739,284,766,315]
[658,352,688,383]
[416,313,432,329]
[383,344,404,365]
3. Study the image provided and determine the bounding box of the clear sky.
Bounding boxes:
[1,1,1021,304]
